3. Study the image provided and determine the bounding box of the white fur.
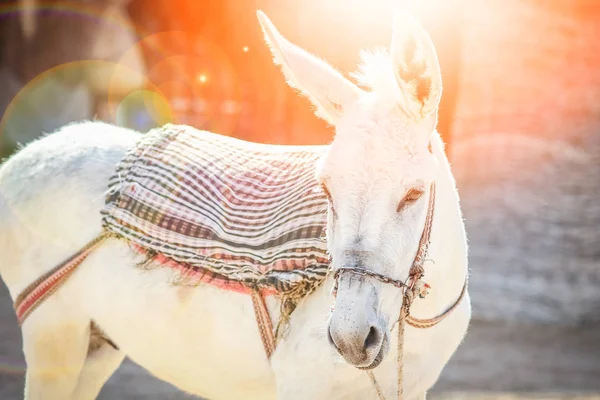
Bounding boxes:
[0,11,470,400]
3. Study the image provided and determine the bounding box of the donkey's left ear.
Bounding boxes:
[257,10,363,125]
[390,13,442,120]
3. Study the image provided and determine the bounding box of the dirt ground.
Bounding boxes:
[1,280,599,400]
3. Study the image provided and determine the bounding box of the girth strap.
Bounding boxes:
[251,289,276,359]
[14,233,111,324]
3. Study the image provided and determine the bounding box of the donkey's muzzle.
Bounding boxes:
[327,318,386,368]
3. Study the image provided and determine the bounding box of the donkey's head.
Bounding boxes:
[258,11,442,369]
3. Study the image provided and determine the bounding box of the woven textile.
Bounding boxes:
[101,124,330,297]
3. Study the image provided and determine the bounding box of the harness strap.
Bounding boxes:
[14,233,111,325]
[251,289,276,360]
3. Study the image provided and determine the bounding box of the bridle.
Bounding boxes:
[329,182,468,400]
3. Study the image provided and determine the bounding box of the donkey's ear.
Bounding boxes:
[257,11,363,125]
[390,12,442,120]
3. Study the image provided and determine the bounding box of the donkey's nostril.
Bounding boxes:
[364,325,381,351]
[328,321,386,367]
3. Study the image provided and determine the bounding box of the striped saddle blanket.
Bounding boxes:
[101,124,330,298]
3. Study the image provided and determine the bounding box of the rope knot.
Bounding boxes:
[409,264,425,279]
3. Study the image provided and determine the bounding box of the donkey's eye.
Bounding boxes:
[397,188,424,212]
[405,188,424,202]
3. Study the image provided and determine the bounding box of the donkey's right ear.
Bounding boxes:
[256,11,363,125]
[390,12,442,121]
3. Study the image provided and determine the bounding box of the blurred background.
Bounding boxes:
[0,0,599,399]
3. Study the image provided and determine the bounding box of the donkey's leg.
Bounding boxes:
[22,317,90,400]
[71,339,124,400]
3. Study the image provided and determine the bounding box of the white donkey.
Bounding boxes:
[0,11,470,400]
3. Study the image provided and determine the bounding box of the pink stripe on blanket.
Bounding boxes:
[130,244,279,296]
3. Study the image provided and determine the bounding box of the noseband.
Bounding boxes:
[329,182,468,400]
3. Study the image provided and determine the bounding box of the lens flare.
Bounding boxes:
[0,355,26,377]
[141,32,242,135]
[116,89,173,131]
[0,58,148,248]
